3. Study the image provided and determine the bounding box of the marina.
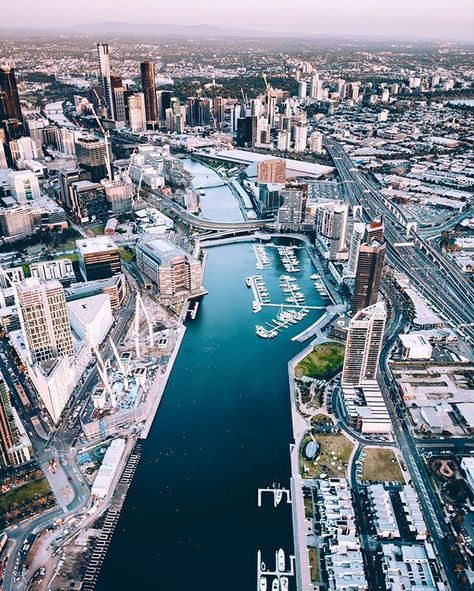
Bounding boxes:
[279,275,306,306]
[256,307,310,339]
[97,242,324,591]
[257,549,295,591]
[257,486,292,508]
[254,244,272,269]
[275,246,301,273]
[311,274,330,298]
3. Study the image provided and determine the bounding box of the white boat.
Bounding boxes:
[274,489,283,507]
[261,561,266,571]
[272,579,279,591]
[310,274,320,280]
[260,576,268,591]
[246,277,252,287]
[252,301,261,313]
[280,576,288,591]
[278,548,285,572]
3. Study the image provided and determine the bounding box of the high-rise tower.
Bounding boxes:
[97,43,114,119]
[16,278,74,364]
[352,240,386,314]
[342,302,386,387]
[0,66,23,123]
[140,61,158,128]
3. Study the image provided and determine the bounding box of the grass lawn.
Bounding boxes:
[53,252,79,263]
[300,432,354,479]
[361,448,404,483]
[308,547,320,583]
[119,248,135,263]
[295,341,345,381]
[311,414,334,426]
[0,478,52,513]
[90,224,105,236]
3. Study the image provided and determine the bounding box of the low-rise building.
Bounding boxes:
[382,543,438,591]
[68,294,113,348]
[368,484,400,538]
[342,380,392,434]
[30,258,76,285]
[399,333,433,360]
[91,438,126,499]
[399,485,428,540]
[316,479,368,591]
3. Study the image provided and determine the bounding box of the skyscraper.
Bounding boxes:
[298,80,307,100]
[16,278,74,364]
[110,75,126,123]
[157,90,173,120]
[352,240,386,314]
[366,218,384,243]
[348,222,366,276]
[212,96,225,129]
[0,66,23,123]
[127,93,147,133]
[97,43,114,119]
[342,301,386,387]
[293,121,308,152]
[140,61,158,128]
[76,136,108,182]
[236,116,257,147]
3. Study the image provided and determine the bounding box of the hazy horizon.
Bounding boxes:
[2,0,474,42]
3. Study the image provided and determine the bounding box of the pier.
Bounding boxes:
[257,549,296,591]
[253,244,272,269]
[257,486,291,507]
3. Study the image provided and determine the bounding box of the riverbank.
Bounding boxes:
[95,240,321,591]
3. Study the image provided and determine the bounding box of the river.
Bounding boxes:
[182,158,245,222]
[96,240,325,591]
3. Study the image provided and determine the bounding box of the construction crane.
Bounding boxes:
[90,89,113,181]
[109,336,129,390]
[132,293,154,359]
[262,72,270,91]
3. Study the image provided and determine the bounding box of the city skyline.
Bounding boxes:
[1,0,473,41]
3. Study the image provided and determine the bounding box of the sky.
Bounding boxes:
[2,0,474,41]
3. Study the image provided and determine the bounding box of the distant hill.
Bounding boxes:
[65,22,275,37]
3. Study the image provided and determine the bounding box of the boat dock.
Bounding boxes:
[248,274,270,304]
[258,486,291,507]
[276,246,301,273]
[253,244,271,269]
[188,301,200,319]
[257,549,295,591]
[280,275,306,306]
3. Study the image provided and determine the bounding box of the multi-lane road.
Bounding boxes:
[325,137,474,342]
[1,282,136,591]
[325,136,472,590]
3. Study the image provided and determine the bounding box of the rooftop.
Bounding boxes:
[76,236,119,255]
[67,294,110,325]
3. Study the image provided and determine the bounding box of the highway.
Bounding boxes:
[324,137,474,343]
[324,137,470,590]
[145,189,268,231]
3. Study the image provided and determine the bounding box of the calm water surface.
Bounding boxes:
[96,241,325,591]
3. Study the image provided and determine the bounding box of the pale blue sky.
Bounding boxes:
[2,0,474,41]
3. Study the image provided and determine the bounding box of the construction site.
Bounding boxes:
[80,291,183,441]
